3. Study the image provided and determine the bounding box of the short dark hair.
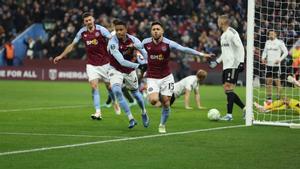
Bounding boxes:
[114,20,126,27]
[112,19,119,25]
[82,12,93,19]
[151,21,164,29]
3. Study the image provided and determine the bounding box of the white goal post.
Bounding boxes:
[246,0,300,128]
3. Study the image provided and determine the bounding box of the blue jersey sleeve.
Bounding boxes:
[72,27,86,44]
[98,25,112,39]
[168,39,203,56]
[108,38,139,69]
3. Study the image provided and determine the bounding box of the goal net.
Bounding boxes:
[246,0,300,127]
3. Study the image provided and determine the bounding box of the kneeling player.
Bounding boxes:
[157,69,207,109]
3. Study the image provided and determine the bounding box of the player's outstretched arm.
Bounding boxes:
[53,42,76,64]
[54,28,83,64]
[169,40,214,58]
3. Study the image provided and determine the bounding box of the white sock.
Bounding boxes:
[128,114,134,120]
[141,109,146,115]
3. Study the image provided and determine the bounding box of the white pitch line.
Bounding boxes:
[0,124,246,156]
[0,132,128,139]
[0,100,185,113]
[0,105,90,112]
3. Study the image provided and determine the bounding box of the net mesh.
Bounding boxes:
[253,0,300,125]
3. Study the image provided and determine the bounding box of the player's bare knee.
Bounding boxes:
[149,98,158,105]
[148,94,159,105]
[223,83,233,91]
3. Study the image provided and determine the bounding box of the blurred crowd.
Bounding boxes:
[254,0,300,50]
[0,0,247,62]
[253,0,300,79]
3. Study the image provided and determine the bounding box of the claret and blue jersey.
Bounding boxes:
[73,24,111,66]
[108,34,147,74]
[142,37,202,79]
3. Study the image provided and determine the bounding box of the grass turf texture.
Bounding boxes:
[0,80,299,169]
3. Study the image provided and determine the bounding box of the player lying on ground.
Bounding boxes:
[254,98,300,114]
[254,75,300,114]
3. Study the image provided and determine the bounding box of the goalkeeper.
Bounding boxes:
[254,98,300,114]
[254,75,300,113]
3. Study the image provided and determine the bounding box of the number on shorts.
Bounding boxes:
[169,83,174,90]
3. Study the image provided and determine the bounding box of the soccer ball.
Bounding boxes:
[207,109,220,121]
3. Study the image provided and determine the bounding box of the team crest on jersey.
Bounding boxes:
[95,32,100,37]
[161,46,167,51]
[83,34,87,38]
[146,46,151,50]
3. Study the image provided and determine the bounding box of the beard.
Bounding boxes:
[154,35,162,41]
[87,24,93,30]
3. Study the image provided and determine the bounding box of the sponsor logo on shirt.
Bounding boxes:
[267,47,279,51]
[221,43,230,47]
[86,39,98,46]
[150,54,164,61]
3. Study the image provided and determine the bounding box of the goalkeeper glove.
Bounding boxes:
[237,62,244,72]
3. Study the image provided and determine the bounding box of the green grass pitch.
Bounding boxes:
[0,80,299,169]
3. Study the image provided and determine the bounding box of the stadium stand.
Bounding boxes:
[0,0,247,57]
[0,0,248,81]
